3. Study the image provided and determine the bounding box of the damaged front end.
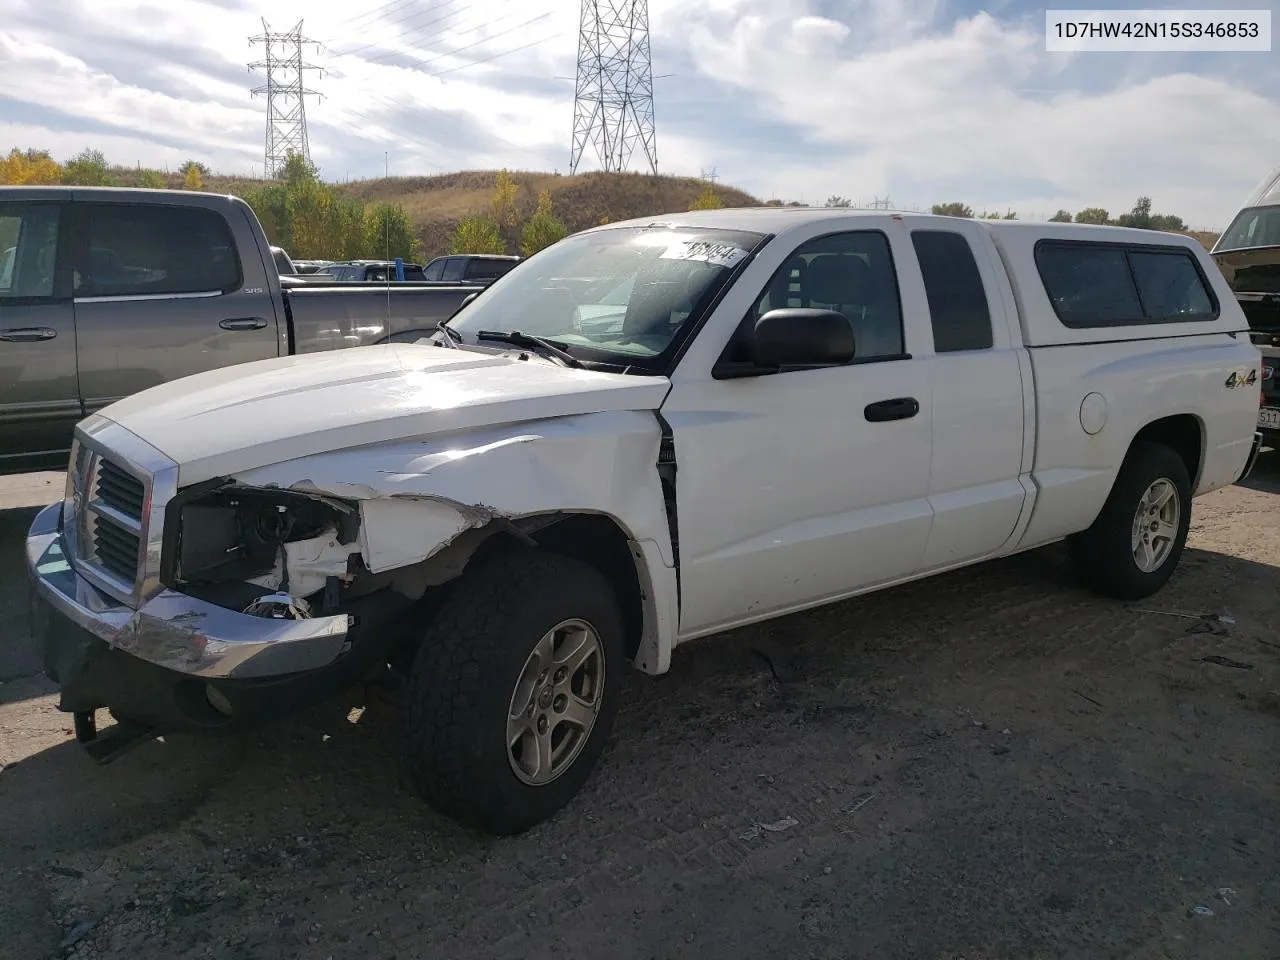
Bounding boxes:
[25,424,422,758]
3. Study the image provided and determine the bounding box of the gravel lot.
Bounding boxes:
[2,456,1278,960]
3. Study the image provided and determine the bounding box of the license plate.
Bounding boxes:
[1260,406,1280,430]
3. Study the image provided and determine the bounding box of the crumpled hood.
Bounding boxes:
[96,343,671,485]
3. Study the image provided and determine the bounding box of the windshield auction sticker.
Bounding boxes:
[659,240,748,269]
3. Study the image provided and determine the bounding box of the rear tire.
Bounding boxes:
[1068,440,1192,600]
[404,547,626,836]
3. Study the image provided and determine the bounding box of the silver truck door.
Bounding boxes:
[0,195,79,474]
[71,196,282,417]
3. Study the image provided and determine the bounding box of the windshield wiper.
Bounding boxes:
[434,318,462,347]
[476,329,583,368]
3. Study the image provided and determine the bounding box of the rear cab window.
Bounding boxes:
[441,258,466,282]
[422,259,445,281]
[79,203,242,298]
[910,230,994,352]
[1034,239,1218,327]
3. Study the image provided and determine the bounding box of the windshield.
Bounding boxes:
[1215,206,1280,252]
[446,225,766,369]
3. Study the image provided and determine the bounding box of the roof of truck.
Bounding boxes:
[587,206,1205,249]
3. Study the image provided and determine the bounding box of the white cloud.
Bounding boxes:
[1,0,1278,227]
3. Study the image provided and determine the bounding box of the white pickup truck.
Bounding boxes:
[26,208,1263,835]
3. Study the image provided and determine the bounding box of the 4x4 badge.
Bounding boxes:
[1224,369,1258,389]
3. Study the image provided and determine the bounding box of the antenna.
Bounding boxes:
[569,0,658,175]
[249,19,323,179]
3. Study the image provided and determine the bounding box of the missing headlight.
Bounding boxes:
[171,486,360,591]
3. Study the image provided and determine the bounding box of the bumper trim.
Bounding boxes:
[26,502,350,680]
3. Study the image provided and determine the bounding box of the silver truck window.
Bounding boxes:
[0,203,60,300]
[80,202,242,298]
[747,230,905,361]
[910,229,993,352]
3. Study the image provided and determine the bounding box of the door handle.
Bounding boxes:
[219,317,268,331]
[864,397,920,422]
[0,327,57,342]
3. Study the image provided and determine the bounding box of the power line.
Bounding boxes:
[570,0,657,175]
[248,19,324,179]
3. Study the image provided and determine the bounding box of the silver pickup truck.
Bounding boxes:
[0,186,482,475]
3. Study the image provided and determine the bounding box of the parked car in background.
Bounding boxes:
[1210,170,1280,442]
[0,186,486,474]
[321,259,432,282]
[25,208,1262,837]
[422,253,520,284]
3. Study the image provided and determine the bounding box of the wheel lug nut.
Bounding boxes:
[554,668,567,683]
[553,694,567,713]
[537,715,548,734]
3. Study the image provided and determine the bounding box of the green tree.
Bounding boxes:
[931,202,973,218]
[519,189,567,256]
[137,169,167,189]
[1116,196,1153,229]
[825,196,852,207]
[364,202,419,261]
[450,215,505,254]
[690,186,723,210]
[63,148,111,185]
[279,151,318,188]
[1048,209,1073,223]
[1149,213,1186,232]
[1074,207,1110,225]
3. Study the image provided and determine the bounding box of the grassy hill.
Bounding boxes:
[111,167,762,260]
[105,165,1223,258]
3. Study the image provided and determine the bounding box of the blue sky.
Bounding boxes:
[2,0,1279,228]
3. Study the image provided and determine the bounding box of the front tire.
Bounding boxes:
[404,547,626,835]
[1068,440,1192,600]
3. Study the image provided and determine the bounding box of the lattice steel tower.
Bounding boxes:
[248,19,323,179]
[569,0,658,175]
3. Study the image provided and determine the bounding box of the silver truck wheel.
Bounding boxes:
[506,618,605,786]
[404,547,625,836]
[1130,478,1180,573]
[1069,440,1192,600]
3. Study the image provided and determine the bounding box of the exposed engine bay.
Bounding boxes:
[168,486,366,618]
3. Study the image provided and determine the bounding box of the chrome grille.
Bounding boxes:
[66,436,152,600]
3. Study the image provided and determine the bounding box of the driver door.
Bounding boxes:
[0,194,79,474]
[660,225,936,637]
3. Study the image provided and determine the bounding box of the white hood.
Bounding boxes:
[97,343,671,485]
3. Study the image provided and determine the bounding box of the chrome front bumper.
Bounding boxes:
[26,502,351,680]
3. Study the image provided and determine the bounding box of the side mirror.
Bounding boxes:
[748,308,855,369]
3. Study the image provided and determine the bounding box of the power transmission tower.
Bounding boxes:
[870,196,892,210]
[570,0,658,176]
[249,19,323,179]
[700,166,718,184]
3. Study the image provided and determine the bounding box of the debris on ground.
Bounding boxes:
[750,638,803,683]
[739,816,799,840]
[1188,905,1215,917]
[59,919,96,949]
[1199,655,1254,670]
[844,793,876,814]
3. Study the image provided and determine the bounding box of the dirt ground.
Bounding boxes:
[1,457,1278,960]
